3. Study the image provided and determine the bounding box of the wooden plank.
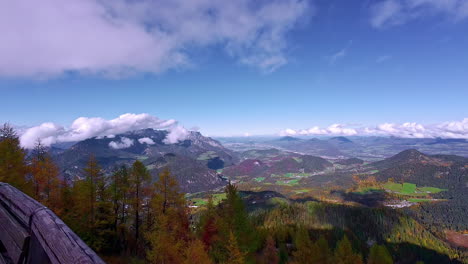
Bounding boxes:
[30,208,105,264]
[0,205,29,264]
[0,205,29,246]
[0,253,7,264]
[0,184,43,225]
[0,183,105,264]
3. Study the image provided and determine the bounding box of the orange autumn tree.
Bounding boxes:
[0,123,31,194]
[146,168,191,264]
[30,139,61,212]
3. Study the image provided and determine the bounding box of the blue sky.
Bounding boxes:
[1,0,468,139]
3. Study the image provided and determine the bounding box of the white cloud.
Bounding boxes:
[163,125,189,144]
[19,122,65,149]
[326,124,358,136]
[370,0,468,28]
[138,137,155,145]
[109,137,134,149]
[19,113,188,148]
[280,118,468,139]
[0,0,310,78]
[280,128,298,136]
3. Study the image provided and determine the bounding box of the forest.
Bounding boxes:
[1,123,466,264]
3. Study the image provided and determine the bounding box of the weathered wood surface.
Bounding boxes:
[0,205,29,264]
[0,183,106,264]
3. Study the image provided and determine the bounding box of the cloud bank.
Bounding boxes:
[19,113,188,148]
[138,137,155,145]
[280,118,468,139]
[109,137,134,149]
[0,0,309,78]
[370,0,468,28]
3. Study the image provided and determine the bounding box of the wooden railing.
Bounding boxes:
[0,183,105,264]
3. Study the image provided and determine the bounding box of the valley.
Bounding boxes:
[4,126,467,263]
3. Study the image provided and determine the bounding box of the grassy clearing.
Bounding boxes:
[383,182,446,197]
[419,186,445,193]
[272,173,311,178]
[190,193,227,207]
[276,179,300,186]
[253,177,265,182]
[408,198,433,203]
[294,189,310,194]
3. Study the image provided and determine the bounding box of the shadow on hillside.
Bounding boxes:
[333,189,388,207]
[388,242,462,264]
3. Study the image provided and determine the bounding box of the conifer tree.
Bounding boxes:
[30,139,61,211]
[367,244,393,264]
[223,182,259,254]
[83,155,104,226]
[0,123,31,193]
[226,231,245,264]
[334,235,363,264]
[109,165,130,251]
[312,235,333,264]
[261,235,279,264]
[129,160,151,254]
[184,239,213,264]
[292,228,314,264]
[147,168,189,263]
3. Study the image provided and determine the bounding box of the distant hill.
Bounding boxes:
[277,136,301,141]
[328,136,353,143]
[267,137,344,157]
[371,149,468,189]
[336,157,364,166]
[53,129,238,192]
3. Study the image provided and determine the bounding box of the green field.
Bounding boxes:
[271,172,311,178]
[275,179,300,186]
[419,186,445,193]
[383,182,446,196]
[253,177,265,182]
[191,193,227,207]
[408,198,433,202]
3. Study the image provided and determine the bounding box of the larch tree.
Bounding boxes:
[109,165,130,251]
[0,123,31,194]
[292,228,314,264]
[184,239,213,264]
[146,168,190,263]
[83,155,104,226]
[334,235,363,264]
[226,231,245,264]
[261,235,279,264]
[129,160,151,255]
[367,244,393,264]
[30,139,61,211]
